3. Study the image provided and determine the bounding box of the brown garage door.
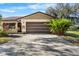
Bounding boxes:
[26,22,50,33]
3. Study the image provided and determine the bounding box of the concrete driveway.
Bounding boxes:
[13,34,58,43]
[0,34,79,56]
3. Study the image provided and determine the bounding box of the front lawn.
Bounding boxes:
[66,31,79,39]
[64,30,79,46]
[0,37,11,44]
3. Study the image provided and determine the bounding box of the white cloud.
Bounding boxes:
[0,4,55,13]
[28,4,40,10]
[27,3,56,10]
[9,6,26,10]
[45,4,56,8]
[0,9,16,12]
[0,6,26,13]
[0,3,56,15]
[27,4,46,11]
[25,4,53,12]
[27,4,46,13]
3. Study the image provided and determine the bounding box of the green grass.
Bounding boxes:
[64,31,79,46]
[65,30,79,40]
[66,31,79,35]
[0,37,11,44]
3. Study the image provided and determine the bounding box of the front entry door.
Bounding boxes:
[18,22,21,32]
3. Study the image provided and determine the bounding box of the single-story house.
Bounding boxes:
[1,12,54,33]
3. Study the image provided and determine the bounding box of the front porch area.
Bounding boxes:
[2,21,18,33]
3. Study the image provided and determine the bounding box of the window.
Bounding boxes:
[8,23,15,29]
[3,23,16,30]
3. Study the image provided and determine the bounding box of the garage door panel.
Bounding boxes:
[26,29,49,31]
[26,27,49,30]
[26,24,48,27]
[26,22,50,33]
[26,22,48,24]
[26,30,50,33]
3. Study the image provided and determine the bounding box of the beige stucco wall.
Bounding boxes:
[1,20,18,33]
[20,19,26,33]
[1,13,53,33]
[19,13,53,33]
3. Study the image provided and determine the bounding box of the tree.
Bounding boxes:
[46,3,77,18]
[0,14,2,25]
[0,14,2,30]
[46,7,58,17]
[73,3,79,12]
[0,14,2,20]
[0,14,8,36]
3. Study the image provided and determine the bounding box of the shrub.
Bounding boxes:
[48,18,72,35]
[0,38,11,44]
[0,30,8,37]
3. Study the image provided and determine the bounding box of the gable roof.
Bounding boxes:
[2,11,54,21]
[16,11,54,20]
[2,16,20,21]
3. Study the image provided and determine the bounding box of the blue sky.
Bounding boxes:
[0,3,56,17]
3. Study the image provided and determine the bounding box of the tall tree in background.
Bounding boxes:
[74,3,79,12]
[0,14,2,30]
[0,14,2,20]
[0,14,2,24]
[46,3,78,18]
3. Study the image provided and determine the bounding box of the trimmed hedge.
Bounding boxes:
[0,29,8,37]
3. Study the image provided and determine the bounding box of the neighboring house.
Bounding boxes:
[1,12,54,33]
